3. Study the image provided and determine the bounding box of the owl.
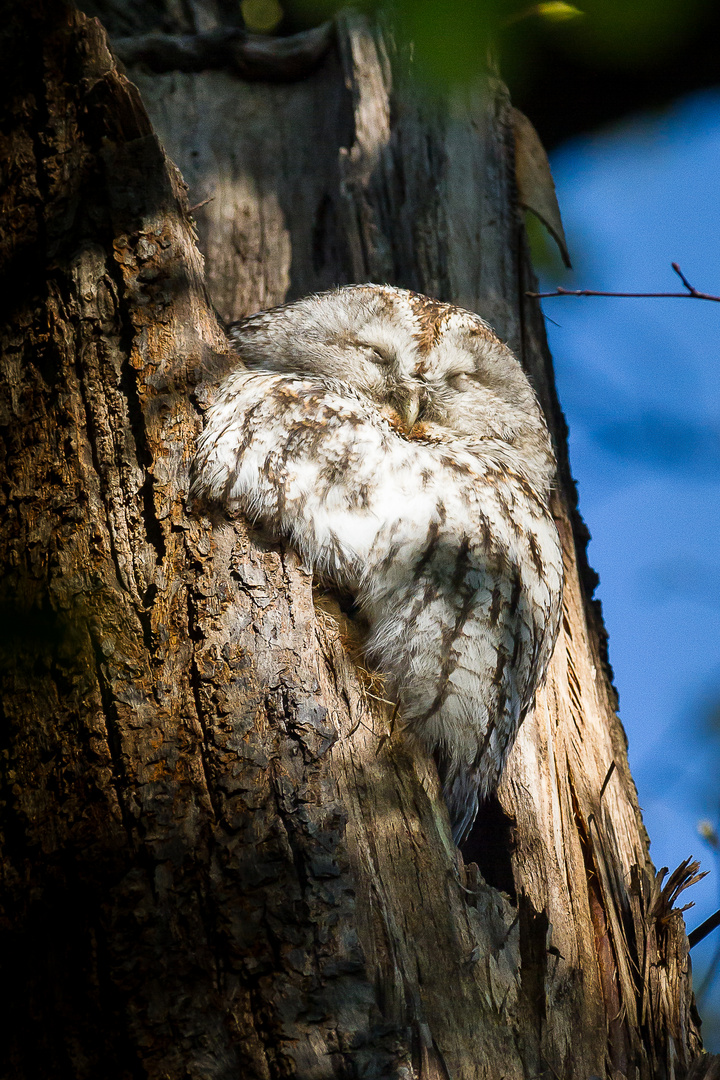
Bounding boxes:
[191,285,563,845]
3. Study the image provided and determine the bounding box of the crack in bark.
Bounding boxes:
[188,653,222,824]
[111,23,334,81]
[0,3,708,1074]
[569,771,630,1076]
[88,629,137,843]
[71,330,141,607]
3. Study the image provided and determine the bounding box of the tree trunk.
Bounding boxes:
[0,2,711,1078]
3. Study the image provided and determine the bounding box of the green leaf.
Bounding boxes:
[536,2,584,22]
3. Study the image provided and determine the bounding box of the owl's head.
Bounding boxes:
[228,285,555,484]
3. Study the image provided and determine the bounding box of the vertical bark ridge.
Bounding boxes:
[0,2,711,1077]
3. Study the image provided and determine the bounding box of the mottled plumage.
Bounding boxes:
[192,285,563,844]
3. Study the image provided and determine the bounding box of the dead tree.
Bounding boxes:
[0,2,713,1077]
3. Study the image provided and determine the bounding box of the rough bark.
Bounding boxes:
[0,2,712,1078]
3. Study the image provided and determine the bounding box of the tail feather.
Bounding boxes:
[434,749,481,845]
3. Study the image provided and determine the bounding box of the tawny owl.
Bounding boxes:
[191,285,563,844]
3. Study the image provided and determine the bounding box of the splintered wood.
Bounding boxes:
[0,2,712,1077]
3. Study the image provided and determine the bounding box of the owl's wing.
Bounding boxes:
[192,371,440,586]
[192,369,563,847]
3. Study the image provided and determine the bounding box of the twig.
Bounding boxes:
[599,760,616,802]
[527,262,720,303]
[688,906,720,949]
[188,196,215,213]
[375,701,400,756]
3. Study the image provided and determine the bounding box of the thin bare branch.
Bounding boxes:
[688,907,720,949]
[527,262,720,303]
[188,196,215,213]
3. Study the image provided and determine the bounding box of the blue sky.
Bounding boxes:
[541,89,720,1046]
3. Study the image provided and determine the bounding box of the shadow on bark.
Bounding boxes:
[0,2,715,1078]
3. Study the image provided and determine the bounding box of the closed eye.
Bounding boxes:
[354,340,394,366]
[373,348,394,365]
[370,347,394,365]
[447,372,476,390]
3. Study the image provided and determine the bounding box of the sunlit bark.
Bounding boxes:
[0,3,711,1076]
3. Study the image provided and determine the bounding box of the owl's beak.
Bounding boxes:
[401,388,423,430]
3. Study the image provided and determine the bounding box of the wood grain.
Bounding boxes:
[0,3,709,1077]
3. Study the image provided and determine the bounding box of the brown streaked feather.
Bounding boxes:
[407,293,452,355]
